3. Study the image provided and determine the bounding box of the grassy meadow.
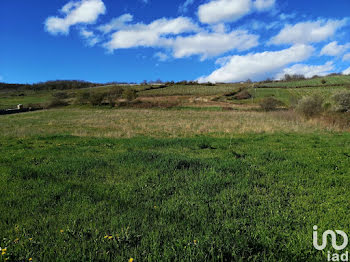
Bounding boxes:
[1,76,350,261]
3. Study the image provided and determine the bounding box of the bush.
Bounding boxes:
[27,103,44,109]
[47,97,68,108]
[321,79,327,84]
[75,87,124,107]
[296,95,324,118]
[75,92,91,105]
[122,89,138,101]
[332,91,350,112]
[259,97,283,111]
[288,96,300,109]
[106,87,123,107]
[53,92,69,99]
[89,92,106,106]
[233,90,252,100]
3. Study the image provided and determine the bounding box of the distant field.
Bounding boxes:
[139,84,240,96]
[247,86,348,105]
[2,75,350,109]
[0,91,52,109]
[259,75,350,88]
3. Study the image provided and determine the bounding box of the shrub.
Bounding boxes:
[332,91,350,112]
[321,79,327,84]
[75,92,91,105]
[89,92,106,106]
[322,113,350,129]
[233,90,252,100]
[27,103,44,109]
[122,89,138,101]
[106,95,116,107]
[110,86,124,96]
[106,87,124,107]
[53,91,69,99]
[288,96,300,109]
[259,97,283,111]
[76,87,124,106]
[47,97,68,108]
[296,95,324,118]
[222,106,235,111]
[323,102,332,112]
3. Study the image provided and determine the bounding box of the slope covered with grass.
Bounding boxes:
[259,75,350,88]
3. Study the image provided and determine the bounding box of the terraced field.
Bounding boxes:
[138,84,240,96]
[259,74,350,88]
[247,86,349,105]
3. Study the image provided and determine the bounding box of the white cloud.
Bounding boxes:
[343,67,350,75]
[253,0,275,11]
[170,30,258,60]
[97,14,133,34]
[104,17,199,50]
[270,19,348,45]
[154,52,169,61]
[279,13,297,21]
[246,20,280,31]
[343,53,350,61]
[197,0,275,24]
[80,28,94,38]
[79,28,100,46]
[275,61,334,79]
[197,44,314,83]
[103,16,258,60]
[198,0,251,24]
[45,0,106,35]
[320,41,350,56]
[179,0,195,13]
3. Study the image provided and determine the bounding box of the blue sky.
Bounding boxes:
[0,0,350,84]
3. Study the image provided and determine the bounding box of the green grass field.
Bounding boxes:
[138,84,240,96]
[0,91,52,109]
[246,86,349,105]
[1,134,350,261]
[259,75,350,88]
[1,76,350,261]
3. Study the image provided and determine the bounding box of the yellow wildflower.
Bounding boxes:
[29,238,33,241]
[129,258,134,262]
[194,240,197,244]
[60,230,64,233]
[14,238,19,243]
[108,236,113,239]
[29,258,33,261]
[2,248,7,252]
[104,235,109,239]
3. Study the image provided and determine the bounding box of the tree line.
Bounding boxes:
[0,80,99,91]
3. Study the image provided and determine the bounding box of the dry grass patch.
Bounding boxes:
[0,108,342,138]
